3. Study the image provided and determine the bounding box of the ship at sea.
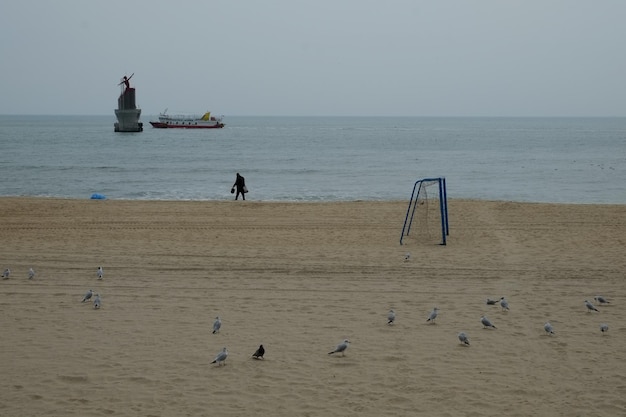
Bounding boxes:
[149,110,225,129]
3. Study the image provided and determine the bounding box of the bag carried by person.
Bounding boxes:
[230,187,235,194]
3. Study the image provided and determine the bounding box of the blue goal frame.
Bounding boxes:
[400,177,449,245]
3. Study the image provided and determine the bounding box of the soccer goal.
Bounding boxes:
[400,177,449,245]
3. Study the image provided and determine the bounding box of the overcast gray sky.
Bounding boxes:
[1,0,624,116]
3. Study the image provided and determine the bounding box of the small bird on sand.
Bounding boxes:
[328,339,350,356]
[252,344,265,359]
[458,332,470,345]
[96,266,103,280]
[594,296,610,305]
[387,309,396,325]
[427,307,439,323]
[585,300,599,312]
[82,289,93,303]
[486,298,500,305]
[212,316,222,334]
[500,298,510,311]
[600,323,609,333]
[93,293,101,309]
[28,268,35,280]
[481,315,497,329]
[2,268,10,279]
[212,347,228,366]
[404,252,411,262]
[544,322,555,335]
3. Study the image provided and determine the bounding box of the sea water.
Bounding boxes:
[0,115,624,204]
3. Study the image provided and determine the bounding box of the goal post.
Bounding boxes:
[400,177,449,245]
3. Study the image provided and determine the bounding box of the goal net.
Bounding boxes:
[400,177,449,245]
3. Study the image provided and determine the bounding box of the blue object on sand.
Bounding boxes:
[90,193,106,200]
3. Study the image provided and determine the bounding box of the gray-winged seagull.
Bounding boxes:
[328,339,350,356]
[544,322,555,335]
[212,316,221,334]
[82,289,94,303]
[594,296,610,305]
[212,347,228,366]
[585,300,599,312]
[426,307,439,323]
[481,315,497,329]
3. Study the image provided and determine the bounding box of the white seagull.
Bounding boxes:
[2,268,10,279]
[28,268,35,279]
[594,296,610,305]
[211,347,228,366]
[481,315,497,329]
[404,252,411,262]
[328,339,350,356]
[544,322,555,335]
[426,307,439,323]
[212,316,222,334]
[500,298,510,311]
[93,293,101,309]
[97,266,103,280]
[387,309,396,325]
[458,332,470,345]
[585,300,599,312]
[600,323,609,333]
[82,289,94,303]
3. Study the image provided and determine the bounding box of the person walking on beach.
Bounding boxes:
[232,172,247,200]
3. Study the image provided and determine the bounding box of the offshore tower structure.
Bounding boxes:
[114,73,143,132]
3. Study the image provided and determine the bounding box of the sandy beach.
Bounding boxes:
[1,197,625,417]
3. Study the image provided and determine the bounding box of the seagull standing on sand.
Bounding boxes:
[481,315,497,329]
[387,309,396,325]
[28,268,35,280]
[212,316,222,334]
[93,293,101,309]
[600,323,609,333]
[544,322,555,335]
[252,344,265,359]
[212,347,228,366]
[458,332,470,346]
[594,296,610,305]
[486,298,499,306]
[585,300,599,312]
[404,252,411,262]
[427,307,439,323]
[328,339,350,356]
[2,268,10,279]
[500,297,510,311]
[82,289,94,303]
[97,266,103,280]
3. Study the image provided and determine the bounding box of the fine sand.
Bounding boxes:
[1,197,625,416]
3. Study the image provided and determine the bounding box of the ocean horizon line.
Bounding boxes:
[2,114,625,119]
